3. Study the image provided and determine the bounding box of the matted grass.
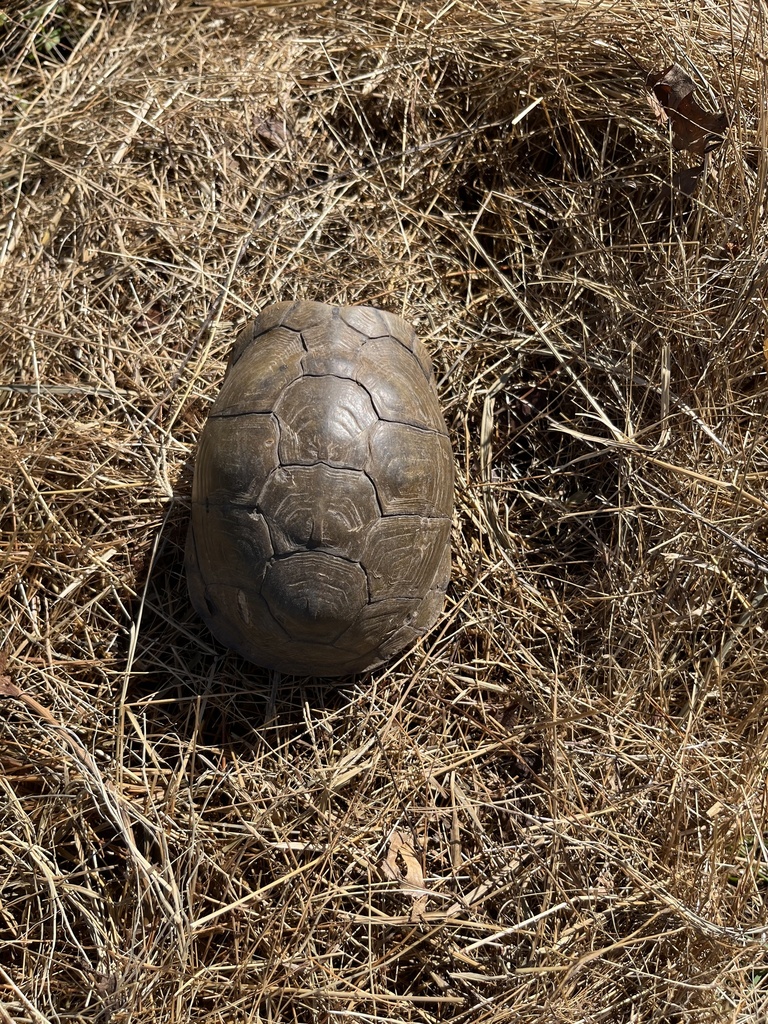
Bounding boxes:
[1,1,767,1021]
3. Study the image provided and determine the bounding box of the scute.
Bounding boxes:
[368,422,454,516]
[339,304,395,339]
[363,516,451,599]
[262,552,369,642]
[193,413,279,505]
[228,301,298,367]
[200,582,291,650]
[276,375,377,468]
[335,596,423,656]
[281,300,336,332]
[356,338,445,430]
[260,464,379,559]
[214,326,305,415]
[190,505,273,590]
[186,300,454,676]
[300,316,366,376]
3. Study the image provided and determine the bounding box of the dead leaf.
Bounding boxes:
[133,300,172,336]
[0,675,21,697]
[672,163,705,196]
[0,649,19,696]
[660,162,706,200]
[380,830,429,921]
[254,116,291,149]
[647,64,728,157]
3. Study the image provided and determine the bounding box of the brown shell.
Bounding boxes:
[185,301,454,676]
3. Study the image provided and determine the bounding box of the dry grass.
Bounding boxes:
[2,0,768,1020]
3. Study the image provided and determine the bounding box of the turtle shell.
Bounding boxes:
[185,301,454,676]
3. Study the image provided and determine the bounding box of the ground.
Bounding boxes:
[1,1,767,1021]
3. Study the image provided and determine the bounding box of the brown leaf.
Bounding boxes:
[647,64,728,157]
[254,116,291,149]
[660,163,706,200]
[674,164,706,195]
[380,830,429,921]
[0,649,19,697]
[0,675,21,697]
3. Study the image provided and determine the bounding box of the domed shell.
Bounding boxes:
[186,301,454,676]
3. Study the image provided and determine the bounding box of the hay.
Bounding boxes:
[1,0,767,1020]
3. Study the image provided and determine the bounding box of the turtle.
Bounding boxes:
[185,300,454,676]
